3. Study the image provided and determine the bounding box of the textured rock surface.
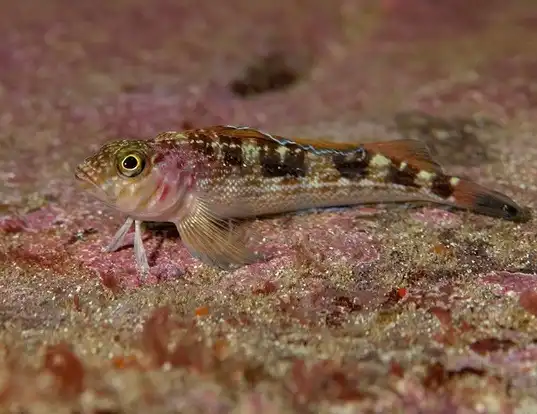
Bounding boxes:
[1,0,537,412]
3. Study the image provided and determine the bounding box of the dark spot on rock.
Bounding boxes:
[243,362,270,385]
[230,52,306,97]
[417,264,443,282]
[394,268,459,311]
[181,120,195,130]
[381,288,406,308]
[375,310,399,326]
[470,338,516,355]
[224,311,252,327]
[120,81,148,93]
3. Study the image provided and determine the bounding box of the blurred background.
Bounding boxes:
[3,0,535,150]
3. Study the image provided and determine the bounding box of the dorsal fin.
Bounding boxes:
[363,139,443,173]
[205,127,443,173]
[210,126,369,152]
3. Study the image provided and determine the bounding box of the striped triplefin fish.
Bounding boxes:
[74,125,531,278]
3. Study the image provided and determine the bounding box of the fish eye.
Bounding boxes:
[118,153,145,177]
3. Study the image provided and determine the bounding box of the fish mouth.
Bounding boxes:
[74,166,95,189]
[74,166,89,182]
[73,165,109,201]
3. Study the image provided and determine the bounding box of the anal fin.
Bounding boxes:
[175,197,262,270]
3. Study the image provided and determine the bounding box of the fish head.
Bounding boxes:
[75,139,195,221]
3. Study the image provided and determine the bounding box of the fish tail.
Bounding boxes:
[434,174,531,222]
[362,139,530,222]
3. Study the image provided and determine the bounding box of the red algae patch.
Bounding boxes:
[0,205,66,233]
[470,338,516,355]
[518,289,537,316]
[43,343,86,397]
[70,224,196,286]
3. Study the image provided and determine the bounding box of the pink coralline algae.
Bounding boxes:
[0,205,66,233]
[519,289,537,316]
[410,208,463,229]
[481,271,537,295]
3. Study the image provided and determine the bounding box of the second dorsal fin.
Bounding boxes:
[363,139,443,173]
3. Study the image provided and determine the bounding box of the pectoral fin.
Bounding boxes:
[133,219,150,279]
[104,217,150,280]
[104,217,134,253]
[175,198,262,270]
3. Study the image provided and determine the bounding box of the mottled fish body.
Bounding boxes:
[75,125,530,278]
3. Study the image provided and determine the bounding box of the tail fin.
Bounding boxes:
[362,138,530,222]
[445,176,531,222]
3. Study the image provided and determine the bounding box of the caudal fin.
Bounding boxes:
[362,138,530,222]
[447,177,531,222]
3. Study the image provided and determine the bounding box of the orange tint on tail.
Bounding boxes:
[449,177,531,222]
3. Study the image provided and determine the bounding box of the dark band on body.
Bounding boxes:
[332,147,370,180]
[259,140,307,177]
[430,175,455,199]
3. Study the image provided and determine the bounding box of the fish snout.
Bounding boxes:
[74,164,101,191]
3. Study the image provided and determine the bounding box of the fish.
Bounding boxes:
[74,125,531,279]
